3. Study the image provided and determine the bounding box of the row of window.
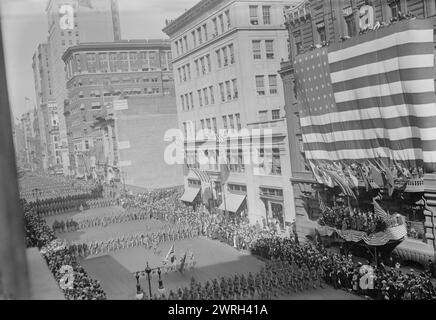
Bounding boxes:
[195,54,212,76]
[184,147,281,176]
[259,109,281,122]
[255,74,278,96]
[249,5,272,26]
[252,40,275,60]
[219,79,238,103]
[67,51,171,77]
[75,87,168,99]
[175,9,231,57]
[197,86,215,107]
[70,75,169,88]
[216,43,235,68]
[222,113,241,131]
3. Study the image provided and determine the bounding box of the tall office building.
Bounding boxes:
[61,40,182,188]
[45,0,121,175]
[163,0,295,227]
[32,43,55,171]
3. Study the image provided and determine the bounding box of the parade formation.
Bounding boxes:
[19,173,436,301]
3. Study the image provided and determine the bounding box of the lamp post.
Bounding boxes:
[136,262,166,299]
[145,262,152,298]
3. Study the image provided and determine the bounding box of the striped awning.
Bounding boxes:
[180,187,200,203]
[218,193,246,213]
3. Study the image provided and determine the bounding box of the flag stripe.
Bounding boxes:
[302,127,436,144]
[329,47,433,75]
[334,80,433,103]
[332,67,433,92]
[302,116,436,134]
[328,28,433,63]
[303,147,433,161]
[300,103,436,127]
[303,137,432,152]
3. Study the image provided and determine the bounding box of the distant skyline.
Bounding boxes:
[0,0,197,120]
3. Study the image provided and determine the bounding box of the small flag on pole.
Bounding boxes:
[165,244,175,262]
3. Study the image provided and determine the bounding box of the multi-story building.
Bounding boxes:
[32,43,56,171]
[279,0,436,264]
[163,0,295,227]
[45,0,121,175]
[62,40,182,188]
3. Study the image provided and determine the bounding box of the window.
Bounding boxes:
[225,10,231,28]
[216,50,222,68]
[229,44,235,64]
[252,40,261,59]
[206,54,211,72]
[212,17,218,36]
[185,94,189,109]
[181,95,185,110]
[272,148,282,175]
[200,119,205,130]
[197,27,203,44]
[293,31,303,54]
[219,83,225,102]
[219,14,224,33]
[222,47,228,66]
[255,75,265,95]
[317,21,327,43]
[183,36,188,52]
[195,60,199,76]
[203,88,209,105]
[249,5,259,24]
[190,92,194,109]
[200,57,206,75]
[389,0,401,18]
[186,64,191,80]
[209,86,215,104]
[98,53,108,72]
[258,110,268,122]
[192,31,197,47]
[272,109,280,120]
[203,24,208,41]
[232,79,238,99]
[345,14,356,37]
[228,114,235,129]
[262,6,271,24]
[269,75,278,94]
[225,81,232,100]
[265,40,274,59]
[198,89,203,107]
[206,118,212,131]
[235,113,241,130]
[222,116,228,130]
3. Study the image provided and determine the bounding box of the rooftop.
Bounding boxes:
[162,0,224,37]
[61,39,171,61]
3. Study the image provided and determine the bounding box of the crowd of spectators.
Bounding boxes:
[23,200,107,300]
[318,205,388,235]
[251,237,436,300]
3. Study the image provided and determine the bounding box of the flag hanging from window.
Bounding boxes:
[294,19,436,172]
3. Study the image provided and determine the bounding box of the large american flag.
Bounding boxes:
[294,19,436,170]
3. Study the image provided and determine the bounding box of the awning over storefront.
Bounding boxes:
[218,193,246,213]
[180,187,200,203]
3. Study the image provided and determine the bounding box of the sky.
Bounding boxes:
[0,0,198,120]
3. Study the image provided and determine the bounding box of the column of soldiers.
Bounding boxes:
[161,258,323,300]
[66,224,202,259]
[51,208,150,233]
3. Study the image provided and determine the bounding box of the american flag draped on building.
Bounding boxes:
[294,19,436,172]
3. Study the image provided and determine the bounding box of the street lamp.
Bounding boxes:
[157,268,165,295]
[145,262,152,299]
